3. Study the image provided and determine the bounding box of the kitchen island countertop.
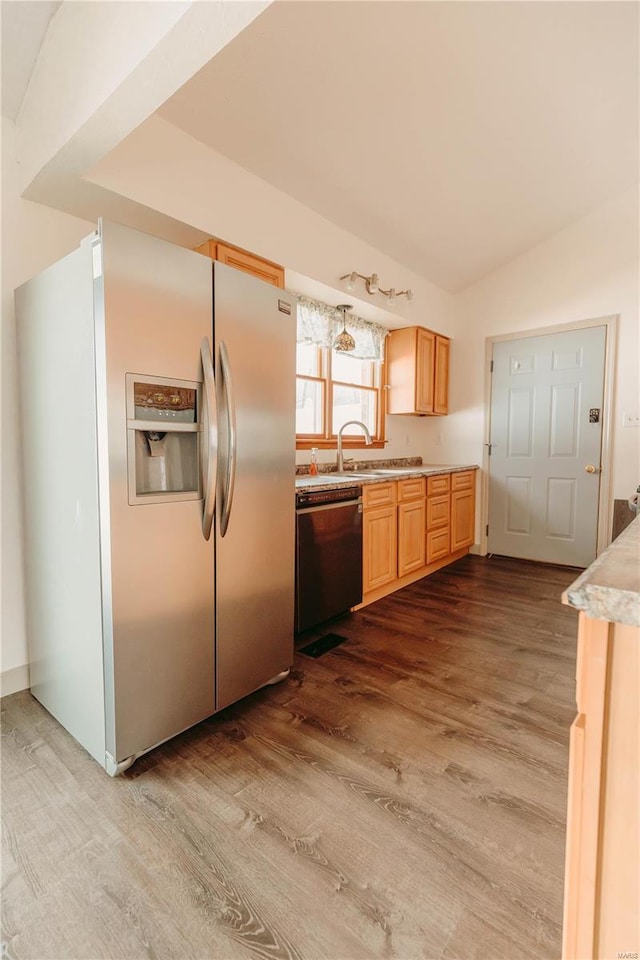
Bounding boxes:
[563,514,640,627]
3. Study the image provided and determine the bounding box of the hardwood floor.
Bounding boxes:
[1,555,579,960]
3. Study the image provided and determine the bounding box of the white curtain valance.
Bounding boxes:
[289,291,388,361]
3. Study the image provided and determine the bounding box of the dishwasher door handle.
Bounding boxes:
[296,499,362,515]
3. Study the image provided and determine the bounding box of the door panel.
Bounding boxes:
[363,506,397,592]
[507,387,534,457]
[99,221,216,762]
[416,329,435,412]
[451,489,474,551]
[505,476,532,534]
[488,326,605,566]
[398,500,426,576]
[550,383,580,457]
[213,264,295,711]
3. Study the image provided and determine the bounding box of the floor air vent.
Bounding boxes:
[298,633,349,658]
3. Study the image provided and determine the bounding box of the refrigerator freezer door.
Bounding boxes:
[213,263,295,711]
[98,221,216,762]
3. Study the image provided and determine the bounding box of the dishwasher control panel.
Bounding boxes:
[296,486,361,510]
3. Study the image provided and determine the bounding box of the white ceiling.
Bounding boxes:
[159,1,639,291]
[1,0,61,120]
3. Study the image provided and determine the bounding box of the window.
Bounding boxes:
[292,292,388,449]
[296,344,385,447]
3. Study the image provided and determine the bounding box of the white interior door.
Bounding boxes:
[488,326,606,567]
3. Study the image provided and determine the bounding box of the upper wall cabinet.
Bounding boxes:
[386,326,450,416]
[194,239,285,289]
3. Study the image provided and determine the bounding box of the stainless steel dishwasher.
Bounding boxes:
[295,485,363,633]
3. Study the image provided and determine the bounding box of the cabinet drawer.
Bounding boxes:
[427,474,450,496]
[427,527,450,563]
[363,482,397,509]
[398,477,426,502]
[451,470,474,491]
[427,493,450,530]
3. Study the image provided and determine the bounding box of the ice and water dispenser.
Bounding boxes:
[126,374,201,504]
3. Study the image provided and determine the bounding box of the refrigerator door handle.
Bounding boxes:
[200,337,217,540]
[219,340,237,538]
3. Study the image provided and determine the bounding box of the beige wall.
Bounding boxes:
[85,116,459,468]
[1,117,93,693]
[421,186,639,516]
[3,109,637,693]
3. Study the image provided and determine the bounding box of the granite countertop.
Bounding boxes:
[295,462,478,493]
[563,515,640,627]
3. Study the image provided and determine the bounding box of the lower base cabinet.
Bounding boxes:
[398,499,426,576]
[451,489,474,551]
[363,506,397,593]
[361,470,477,606]
[426,527,450,563]
[561,612,639,960]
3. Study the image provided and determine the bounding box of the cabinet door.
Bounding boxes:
[427,493,450,530]
[398,500,426,576]
[427,527,450,563]
[434,336,450,415]
[363,506,397,593]
[216,243,285,288]
[415,328,435,413]
[451,489,475,551]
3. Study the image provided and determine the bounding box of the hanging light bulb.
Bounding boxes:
[345,272,357,292]
[387,288,396,307]
[406,289,414,302]
[333,304,356,352]
[366,273,379,295]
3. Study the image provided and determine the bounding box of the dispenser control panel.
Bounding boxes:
[125,373,202,506]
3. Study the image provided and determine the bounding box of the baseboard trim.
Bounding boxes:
[1,664,30,698]
[354,546,471,610]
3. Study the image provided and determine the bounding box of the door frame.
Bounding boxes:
[479,315,618,560]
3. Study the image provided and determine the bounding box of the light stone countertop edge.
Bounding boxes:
[295,464,479,493]
[562,514,640,628]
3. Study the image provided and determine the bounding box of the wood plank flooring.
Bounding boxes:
[1,555,579,960]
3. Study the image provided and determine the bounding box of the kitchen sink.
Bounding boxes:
[351,468,417,476]
[295,468,422,485]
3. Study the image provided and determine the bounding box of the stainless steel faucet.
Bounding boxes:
[336,420,373,472]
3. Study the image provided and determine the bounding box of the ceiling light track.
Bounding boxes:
[340,271,413,306]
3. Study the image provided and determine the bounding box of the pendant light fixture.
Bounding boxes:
[333,304,356,352]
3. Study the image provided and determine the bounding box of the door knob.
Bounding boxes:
[585,464,600,474]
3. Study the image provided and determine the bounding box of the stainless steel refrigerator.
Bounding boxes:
[16,220,295,774]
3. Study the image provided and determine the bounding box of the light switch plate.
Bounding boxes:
[622,412,640,427]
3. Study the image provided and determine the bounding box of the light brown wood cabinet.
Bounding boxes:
[426,474,451,563]
[360,470,476,606]
[363,505,398,593]
[387,326,450,416]
[397,479,426,576]
[194,239,285,288]
[561,612,639,960]
[450,470,475,552]
[434,335,450,415]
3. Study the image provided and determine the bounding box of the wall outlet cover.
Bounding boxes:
[622,412,640,427]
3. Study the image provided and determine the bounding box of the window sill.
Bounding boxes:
[296,439,386,450]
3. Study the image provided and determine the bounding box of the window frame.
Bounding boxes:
[296,344,387,450]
